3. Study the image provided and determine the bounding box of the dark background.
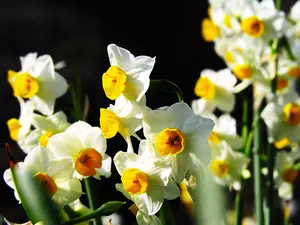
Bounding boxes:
[0,0,298,224]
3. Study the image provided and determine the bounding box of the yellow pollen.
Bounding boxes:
[281,167,298,183]
[210,159,229,178]
[74,148,102,177]
[121,168,148,195]
[155,128,186,156]
[241,16,265,38]
[8,71,39,98]
[233,64,252,80]
[38,131,54,147]
[201,18,220,42]
[100,108,121,139]
[287,67,300,77]
[34,172,57,197]
[194,76,216,100]
[277,78,288,91]
[208,131,221,144]
[225,51,234,64]
[283,103,300,126]
[223,14,232,28]
[102,66,127,100]
[274,137,290,149]
[7,118,21,141]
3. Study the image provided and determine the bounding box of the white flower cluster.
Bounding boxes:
[199,0,300,200]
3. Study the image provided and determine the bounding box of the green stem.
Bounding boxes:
[276,0,282,10]
[266,143,275,225]
[84,178,103,225]
[282,38,296,61]
[242,97,249,149]
[159,200,176,225]
[244,130,254,157]
[253,104,264,225]
[235,191,243,225]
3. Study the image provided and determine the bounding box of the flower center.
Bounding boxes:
[283,103,300,126]
[74,148,102,177]
[121,168,149,195]
[155,128,186,156]
[241,16,265,38]
[208,131,221,144]
[287,67,300,77]
[194,76,216,100]
[281,167,298,183]
[233,64,252,80]
[225,50,234,64]
[7,118,21,141]
[201,18,220,42]
[100,108,120,139]
[34,172,57,197]
[210,159,229,178]
[8,71,39,98]
[277,77,288,91]
[38,131,54,147]
[223,14,232,28]
[274,137,290,149]
[102,66,127,100]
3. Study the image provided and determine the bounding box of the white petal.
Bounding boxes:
[65,121,92,141]
[32,114,58,131]
[40,72,68,98]
[163,180,180,200]
[81,127,107,154]
[18,129,42,154]
[20,52,38,72]
[33,55,55,80]
[31,94,55,116]
[47,158,74,182]
[278,182,293,200]
[24,146,53,173]
[94,153,112,179]
[167,102,195,129]
[183,115,215,140]
[115,183,132,200]
[191,99,215,115]
[136,211,162,225]
[107,44,135,71]
[53,178,82,206]
[113,151,139,175]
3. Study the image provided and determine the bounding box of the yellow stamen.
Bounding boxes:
[8,71,39,98]
[7,118,21,141]
[208,131,221,144]
[102,66,127,100]
[100,108,121,139]
[281,167,298,183]
[225,51,234,64]
[207,6,212,18]
[283,103,300,126]
[223,14,232,28]
[241,16,265,38]
[74,148,102,176]
[233,64,252,80]
[210,159,229,178]
[121,168,148,195]
[38,131,54,147]
[201,18,220,42]
[194,76,216,100]
[34,172,57,197]
[277,77,288,91]
[155,128,186,156]
[274,137,290,149]
[287,67,300,78]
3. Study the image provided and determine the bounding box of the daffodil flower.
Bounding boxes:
[209,141,250,191]
[47,121,111,180]
[192,69,237,114]
[3,146,82,207]
[261,91,300,143]
[7,97,34,143]
[18,111,70,154]
[7,53,68,115]
[143,102,214,183]
[102,44,155,116]
[100,95,143,152]
[114,150,172,216]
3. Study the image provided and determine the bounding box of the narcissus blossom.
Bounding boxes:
[47,121,111,180]
[3,146,82,207]
[143,102,214,183]
[7,53,68,115]
[192,69,237,114]
[114,151,172,216]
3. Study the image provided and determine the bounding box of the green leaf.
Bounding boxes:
[150,79,184,102]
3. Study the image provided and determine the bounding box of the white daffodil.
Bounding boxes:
[7,53,68,115]
[239,0,286,42]
[18,111,70,154]
[205,114,243,150]
[114,151,172,216]
[3,146,82,207]
[209,141,250,191]
[100,95,143,152]
[261,91,300,144]
[7,97,34,143]
[47,121,111,180]
[102,44,155,117]
[275,151,299,200]
[143,102,214,183]
[192,69,237,114]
